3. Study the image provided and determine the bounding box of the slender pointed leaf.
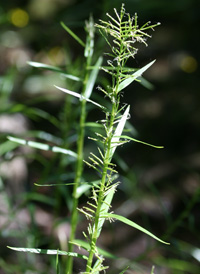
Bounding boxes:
[96,187,115,238]
[61,21,85,47]
[0,140,19,156]
[7,136,77,158]
[102,213,170,245]
[55,85,105,109]
[138,76,154,90]
[84,56,103,99]
[72,239,117,259]
[110,105,130,159]
[118,135,164,149]
[76,180,100,198]
[118,60,156,92]
[7,246,88,260]
[34,183,75,187]
[28,61,81,81]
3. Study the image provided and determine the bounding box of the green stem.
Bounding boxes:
[85,103,117,273]
[66,63,90,274]
[66,98,87,274]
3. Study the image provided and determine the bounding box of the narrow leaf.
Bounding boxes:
[118,60,156,92]
[28,61,81,81]
[34,183,75,187]
[118,135,164,149]
[84,122,103,128]
[28,61,64,73]
[72,239,117,259]
[7,246,88,260]
[76,180,100,198]
[84,56,103,99]
[119,266,130,274]
[138,76,154,90]
[96,187,115,238]
[61,21,85,47]
[0,140,19,156]
[102,213,170,245]
[110,105,130,160]
[55,85,105,109]
[7,136,77,158]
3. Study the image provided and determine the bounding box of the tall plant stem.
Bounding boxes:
[66,62,91,274]
[85,102,117,273]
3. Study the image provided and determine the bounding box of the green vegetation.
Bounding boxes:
[0,1,199,274]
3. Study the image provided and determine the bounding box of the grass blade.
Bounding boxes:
[7,246,88,260]
[97,187,115,238]
[0,140,19,156]
[84,56,103,99]
[28,61,81,81]
[118,60,156,92]
[72,239,117,259]
[110,105,130,159]
[61,21,85,47]
[138,76,154,90]
[7,136,77,158]
[102,213,170,245]
[55,85,105,109]
[118,135,164,149]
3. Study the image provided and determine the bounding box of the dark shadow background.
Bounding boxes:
[0,0,200,273]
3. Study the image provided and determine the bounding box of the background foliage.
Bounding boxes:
[0,0,200,273]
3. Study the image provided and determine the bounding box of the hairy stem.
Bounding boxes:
[85,102,117,272]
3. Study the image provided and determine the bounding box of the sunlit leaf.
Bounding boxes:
[102,213,170,245]
[55,85,105,109]
[7,246,88,260]
[118,60,155,92]
[110,105,130,160]
[7,136,77,158]
[96,187,115,238]
[76,180,100,198]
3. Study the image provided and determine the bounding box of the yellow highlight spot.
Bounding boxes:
[180,56,198,73]
[10,8,29,28]
[48,47,66,66]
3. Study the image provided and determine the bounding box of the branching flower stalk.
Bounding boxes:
[81,5,162,273]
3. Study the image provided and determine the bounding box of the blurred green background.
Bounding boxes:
[0,0,200,273]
